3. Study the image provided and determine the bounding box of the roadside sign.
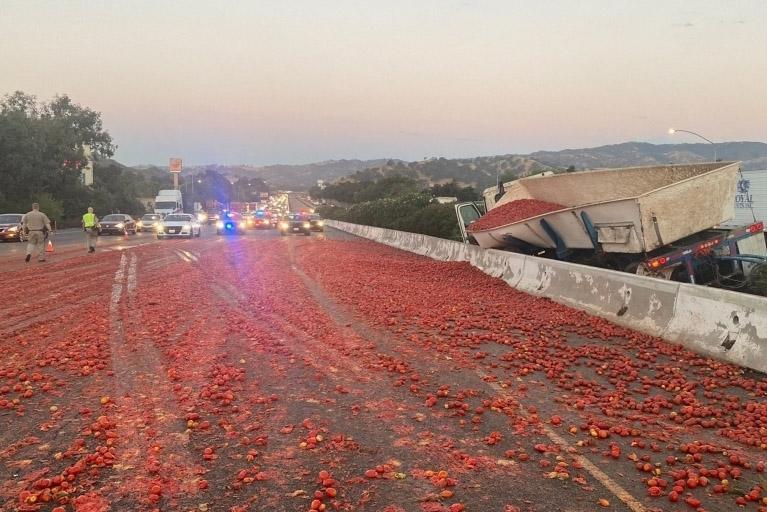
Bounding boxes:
[169,158,183,173]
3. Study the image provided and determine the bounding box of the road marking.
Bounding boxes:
[174,250,192,263]
[110,253,127,314]
[127,254,137,295]
[180,249,198,262]
[483,379,647,512]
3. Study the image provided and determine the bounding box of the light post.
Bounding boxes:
[668,128,718,162]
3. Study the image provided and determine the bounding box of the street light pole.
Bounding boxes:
[668,128,718,162]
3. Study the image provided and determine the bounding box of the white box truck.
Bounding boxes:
[154,190,183,217]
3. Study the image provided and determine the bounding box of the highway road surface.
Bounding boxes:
[1,226,765,512]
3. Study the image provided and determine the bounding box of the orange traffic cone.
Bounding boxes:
[46,239,54,253]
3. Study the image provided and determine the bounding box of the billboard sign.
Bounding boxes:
[169,158,183,173]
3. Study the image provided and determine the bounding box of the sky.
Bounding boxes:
[1,0,766,166]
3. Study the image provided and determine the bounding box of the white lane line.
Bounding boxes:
[127,254,137,295]
[110,253,127,314]
[482,378,647,512]
[180,249,198,262]
[174,250,191,263]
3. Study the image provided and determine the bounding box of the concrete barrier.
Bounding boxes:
[327,220,767,374]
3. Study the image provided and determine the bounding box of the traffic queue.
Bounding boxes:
[0,194,326,246]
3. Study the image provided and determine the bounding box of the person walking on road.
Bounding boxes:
[82,206,99,253]
[21,203,52,263]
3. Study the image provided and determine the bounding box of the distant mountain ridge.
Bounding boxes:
[126,141,767,191]
[529,141,767,172]
[177,159,390,190]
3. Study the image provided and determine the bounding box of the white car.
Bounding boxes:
[157,213,201,239]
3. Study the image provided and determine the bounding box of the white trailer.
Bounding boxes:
[723,169,767,230]
[457,162,767,292]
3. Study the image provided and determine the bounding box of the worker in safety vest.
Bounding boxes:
[82,207,100,253]
[21,203,52,263]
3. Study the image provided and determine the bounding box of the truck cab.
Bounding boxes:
[154,189,183,217]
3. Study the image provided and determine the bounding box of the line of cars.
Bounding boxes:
[1,208,325,242]
[213,210,325,236]
[103,212,202,239]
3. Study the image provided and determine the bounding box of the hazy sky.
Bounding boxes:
[2,0,766,166]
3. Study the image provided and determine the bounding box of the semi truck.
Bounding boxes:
[456,162,767,294]
[153,190,183,217]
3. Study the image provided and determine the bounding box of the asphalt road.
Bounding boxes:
[0,228,162,264]
[288,193,317,213]
[1,226,765,512]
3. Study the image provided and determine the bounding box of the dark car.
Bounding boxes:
[250,211,273,229]
[278,213,311,236]
[137,213,162,233]
[216,212,246,235]
[99,214,137,235]
[0,213,26,242]
[308,214,325,232]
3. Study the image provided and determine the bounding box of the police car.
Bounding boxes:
[216,212,246,235]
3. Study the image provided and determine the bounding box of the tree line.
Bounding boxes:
[312,175,480,240]
[0,91,272,225]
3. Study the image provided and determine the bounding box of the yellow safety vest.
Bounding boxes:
[83,212,97,228]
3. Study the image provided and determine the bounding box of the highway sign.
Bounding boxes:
[169,158,183,173]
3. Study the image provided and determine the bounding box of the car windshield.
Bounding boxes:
[310,214,321,220]
[142,214,160,221]
[103,215,124,221]
[0,214,22,223]
[164,215,190,222]
[287,214,306,221]
[155,201,178,209]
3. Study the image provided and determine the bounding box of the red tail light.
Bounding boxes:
[748,222,764,234]
[648,256,668,269]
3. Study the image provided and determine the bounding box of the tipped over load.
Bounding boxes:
[469,199,566,231]
[469,162,741,253]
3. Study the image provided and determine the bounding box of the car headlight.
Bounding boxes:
[317,220,324,226]
[197,213,208,222]
[137,221,144,227]
[216,221,224,228]
[115,222,124,229]
[183,223,191,229]
[303,222,310,228]
[279,222,288,229]
[8,226,18,232]
[239,222,246,228]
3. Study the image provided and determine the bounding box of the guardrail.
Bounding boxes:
[327,220,767,374]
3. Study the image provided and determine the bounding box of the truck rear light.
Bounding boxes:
[748,222,764,234]
[649,256,668,269]
[695,239,720,254]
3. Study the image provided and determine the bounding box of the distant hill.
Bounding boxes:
[125,141,767,191]
[338,155,555,189]
[529,141,767,172]
[331,141,767,190]
[178,159,391,190]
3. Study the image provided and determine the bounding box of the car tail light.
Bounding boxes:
[648,256,668,269]
[748,222,764,234]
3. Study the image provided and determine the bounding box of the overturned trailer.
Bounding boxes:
[457,162,767,292]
